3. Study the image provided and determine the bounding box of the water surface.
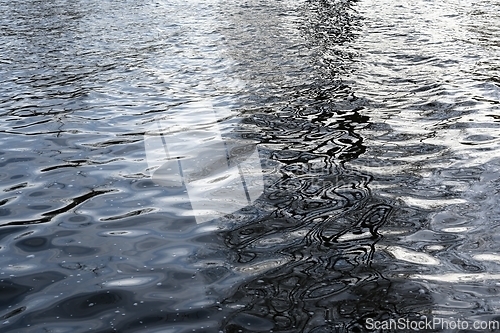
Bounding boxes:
[1,0,499,332]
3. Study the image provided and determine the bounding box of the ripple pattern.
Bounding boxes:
[1,0,499,332]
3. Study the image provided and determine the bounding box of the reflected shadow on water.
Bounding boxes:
[211,0,438,331]
[214,109,434,332]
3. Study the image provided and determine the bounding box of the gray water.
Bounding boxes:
[0,0,499,332]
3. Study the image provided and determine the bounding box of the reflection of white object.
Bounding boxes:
[144,100,264,223]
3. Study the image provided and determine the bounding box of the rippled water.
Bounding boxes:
[1,0,499,332]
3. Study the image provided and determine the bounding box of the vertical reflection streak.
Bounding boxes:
[215,0,435,331]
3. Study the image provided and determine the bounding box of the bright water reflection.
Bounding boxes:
[0,0,499,332]
[349,0,500,325]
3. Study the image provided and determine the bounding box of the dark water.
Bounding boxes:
[1,0,499,332]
